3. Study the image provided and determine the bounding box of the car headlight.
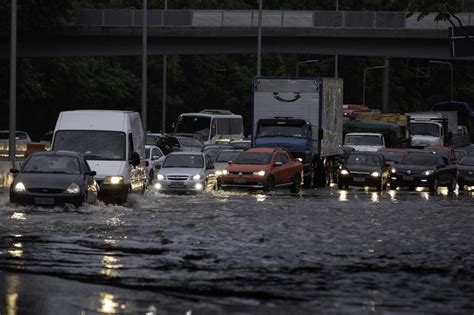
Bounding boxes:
[222,170,229,175]
[391,168,397,174]
[215,170,223,176]
[423,170,434,176]
[66,183,80,194]
[193,174,201,181]
[157,174,165,180]
[340,169,349,175]
[13,182,26,193]
[371,171,380,177]
[103,176,124,185]
[252,170,265,176]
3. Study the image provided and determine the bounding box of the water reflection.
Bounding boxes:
[10,212,26,221]
[100,252,122,278]
[370,192,379,203]
[338,190,348,202]
[8,241,23,258]
[5,275,20,315]
[98,292,119,314]
[421,192,430,201]
[255,194,266,202]
[388,190,397,202]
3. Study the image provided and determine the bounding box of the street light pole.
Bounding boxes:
[429,60,454,101]
[142,0,148,140]
[161,0,167,133]
[256,0,263,76]
[9,0,17,168]
[296,59,319,77]
[362,65,387,105]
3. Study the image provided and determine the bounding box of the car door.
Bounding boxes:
[436,156,452,184]
[272,152,290,185]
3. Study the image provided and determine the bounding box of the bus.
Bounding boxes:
[173,110,244,145]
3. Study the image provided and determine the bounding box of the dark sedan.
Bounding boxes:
[10,151,98,208]
[337,152,390,191]
[457,156,474,190]
[390,152,457,192]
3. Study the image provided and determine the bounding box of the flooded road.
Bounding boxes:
[0,187,473,314]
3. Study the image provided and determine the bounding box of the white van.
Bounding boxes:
[51,110,147,204]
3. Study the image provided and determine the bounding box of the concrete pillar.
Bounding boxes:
[382,57,390,113]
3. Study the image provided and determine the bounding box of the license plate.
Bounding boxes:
[34,197,55,205]
[403,176,414,181]
[234,178,246,184]
[169,181,185,187]
[353,177,365,183]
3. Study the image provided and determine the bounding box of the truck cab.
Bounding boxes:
[343,132,385,152]
[409,120,445,148]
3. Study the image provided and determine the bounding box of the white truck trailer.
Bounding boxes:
[252,77,343,187]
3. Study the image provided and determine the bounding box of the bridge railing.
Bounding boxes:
[74,9,474,30]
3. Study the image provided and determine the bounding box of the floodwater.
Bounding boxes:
[0,187,473,314]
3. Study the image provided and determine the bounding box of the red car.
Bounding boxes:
[218,147,303,192]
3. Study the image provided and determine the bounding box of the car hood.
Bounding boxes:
[411,136,441,147]
[345,165,381,173]
[458,165,474,172]
[158,167,204,177]
[14,173,81,190]
[395,164,436,173]
[227,164,270,173]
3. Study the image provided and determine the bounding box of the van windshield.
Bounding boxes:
[53,130,126,160]
[175,116,211,141]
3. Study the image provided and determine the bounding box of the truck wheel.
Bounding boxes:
[428,177,438,193]
[290,174,301,193]
[314,160,327,188]
[264,176,275,192]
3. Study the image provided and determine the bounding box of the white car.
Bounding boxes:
[214,149,243,177]
[145,145,165,185]
[152,152,216,193]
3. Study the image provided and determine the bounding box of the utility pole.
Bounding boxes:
[161,0,168,133]
[142,0,148,140]
[9,0,17,168]
[382,57,391,113]
[257,0,263,76]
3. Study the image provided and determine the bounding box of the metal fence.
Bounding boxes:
[74,9,474,29]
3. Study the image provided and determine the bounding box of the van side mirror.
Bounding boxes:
[130,151,140,167]
[10,168,19,174]
[85,171,96,176]
[274,161,283,167]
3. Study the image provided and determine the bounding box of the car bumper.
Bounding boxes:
[391,174,435,187]
[152,179,207,192]
[339,174,382,187]
[10,191,83,207]
[219,175,266,189]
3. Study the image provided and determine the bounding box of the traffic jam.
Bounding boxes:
[3,78,474,209]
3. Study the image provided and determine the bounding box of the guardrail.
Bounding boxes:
[74,9,474,29]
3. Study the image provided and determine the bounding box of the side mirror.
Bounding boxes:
[10,168,19,174]
[274,161,283,167]
[129,151,140,167]
[145,161,150,167]
[154,164,161,170]
[85,171,96,176]
[228,161,232,165]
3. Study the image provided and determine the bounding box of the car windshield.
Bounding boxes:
[345,135,383,146]
[22,155,81,174]
[258,125,306,137]
[53,130,126,160]
[233,152,272,165]
[459,156,474,166]
[163,155,204,168]
[381,151,405,163]
[410,123,440,137]
[401,153,437,166]
[216,151,242,163]
[346,154,382,166]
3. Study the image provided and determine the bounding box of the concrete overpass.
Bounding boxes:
[1,10,474,60]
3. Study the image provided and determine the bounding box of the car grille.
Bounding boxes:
[229,172,253,176]
[28,188,64,194]
[166,175,189,181]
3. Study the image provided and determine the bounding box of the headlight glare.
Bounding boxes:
[193,174,201,181]
[423,170,434,176]
[222,170,229,175]
[103,176,124,185]
[157,174,165,180]
[391,168,397,174]
[371,171,380,177]
[66,183,80,194]
[340,169,349,175]
[253,170,265,176]
[13,182,26,193]
[215,170,222,176]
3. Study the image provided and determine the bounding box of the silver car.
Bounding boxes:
[152,152,216,193]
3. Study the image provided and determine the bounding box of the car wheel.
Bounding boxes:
[290,173,301,193]
[429,177,439,193]
[448,177,457,193]
[264,176,275,192]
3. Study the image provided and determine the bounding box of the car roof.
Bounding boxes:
[166,151,205,156]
